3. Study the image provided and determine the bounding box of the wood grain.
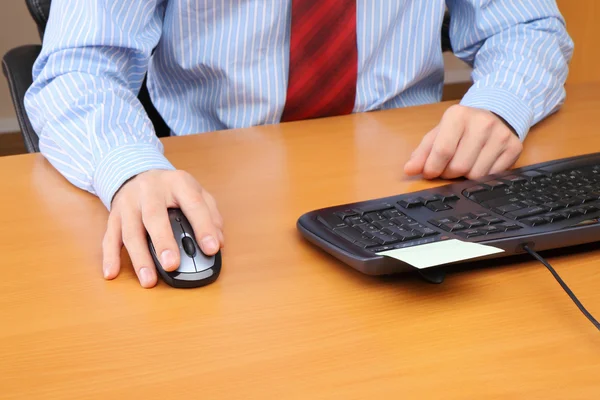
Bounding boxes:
[1,83,599,399]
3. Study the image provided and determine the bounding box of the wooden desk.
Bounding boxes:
[1,84,599,399]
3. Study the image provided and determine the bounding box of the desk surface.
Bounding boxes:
[1,84,600,399]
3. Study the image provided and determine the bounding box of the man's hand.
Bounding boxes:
[102,170,224,288]
[404,105,523,180]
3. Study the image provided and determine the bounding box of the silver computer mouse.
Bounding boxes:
[148,208,222,288]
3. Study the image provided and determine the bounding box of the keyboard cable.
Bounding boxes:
[522,244,600,332]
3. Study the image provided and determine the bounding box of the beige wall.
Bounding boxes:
[0,2,39,129]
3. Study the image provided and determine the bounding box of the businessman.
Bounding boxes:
[25,1,573,288]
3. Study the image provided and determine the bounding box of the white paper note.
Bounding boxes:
[376,239,504,269]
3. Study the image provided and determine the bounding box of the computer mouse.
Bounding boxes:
[148,208,221,288]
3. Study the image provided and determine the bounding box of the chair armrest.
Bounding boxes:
[2,45,42,153]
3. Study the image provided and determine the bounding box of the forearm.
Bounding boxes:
[25,65,174,209]
[24,0,172,209]
[448,0,574,139]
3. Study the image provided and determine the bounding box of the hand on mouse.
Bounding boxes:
[102,170,224,288]
[403,105,523,180]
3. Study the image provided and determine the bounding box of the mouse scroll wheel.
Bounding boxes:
[181,236,196,257]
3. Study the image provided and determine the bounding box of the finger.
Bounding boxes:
[489,138,522,175]
[467,131,512,179]
[422,108,466,179]
[202,191,224,231]
[177,190,222,256]
[141,199,180,272]
[404,127,438,176]
[202,191,225,246]
[122,209,158,288]
[102,212,123,280]
[440,126,488,179]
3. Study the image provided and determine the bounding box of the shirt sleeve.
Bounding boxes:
[24,0,175,210]
[445,0,575,140]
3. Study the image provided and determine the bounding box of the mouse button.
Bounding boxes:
[194,253,216,272]
[181,236,196,257]
[174,268,215,282]
[175,254,197,273]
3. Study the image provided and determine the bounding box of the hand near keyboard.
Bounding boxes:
[403,105,523,180]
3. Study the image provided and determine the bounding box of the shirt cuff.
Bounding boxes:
[459,86,534,141]
[93,143,176,210]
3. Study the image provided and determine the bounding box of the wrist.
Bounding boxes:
[93,143,175,210]
[460,85,534,141]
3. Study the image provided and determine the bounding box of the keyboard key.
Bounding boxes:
[463,185,487,197]
[485,180,508,190]
[371,231,401,245]
[469,187,516,203]
[318,214,348,229]
[474,212,492,218]
[334,210,358,220]
[456,213,477,221]
[578,194,598,203]
[483,195,524,209]
[398,197,424,208]
[493,203,523,214]
[382,225,411,236]
[506,206,548,220]
[558,209,583,219]
[520,198,541,207]
[440,222,466,232]
[387,228,421,241]
[480,216,504,225]
[422,195,442,204]
[355,224,380,234]
[543,213,566,223]
[557,199,577,208]
[412,226,439,237]
[364,212,386,223]
[373,220,397,229]
[543,202,565,212]
[479,225,501,234]
[392,216,417,226]
[355,238,380,248]
[456,229,484,238]
[353,203,394,215]
[522,170,545,180]
[382,209,404,219]
[496,222,522,231]
[501,175,528,185]
[462,219,486,228]
[369,245,395,252]
[441,194,460,202]
[533,195,555,204]
[426,201,452,212]
[346,216,368,226]
[522,217,548,227]
[428,217,457,227]
[580,204,599,214]
[334,227,369,242]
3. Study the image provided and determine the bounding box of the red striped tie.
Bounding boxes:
[280,0,358,122]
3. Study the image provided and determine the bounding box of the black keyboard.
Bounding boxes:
[297,152,600,280]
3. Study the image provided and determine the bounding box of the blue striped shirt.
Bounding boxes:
[24,0,574,209]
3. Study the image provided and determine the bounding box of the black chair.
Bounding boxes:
[3,0,453,153]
